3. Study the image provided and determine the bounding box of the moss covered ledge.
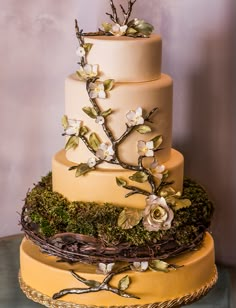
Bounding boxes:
[21,173,214,263]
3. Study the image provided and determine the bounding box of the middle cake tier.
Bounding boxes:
[52,148,183,208]
[65,73,173,167]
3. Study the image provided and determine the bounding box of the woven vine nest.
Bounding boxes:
[21,173,214,264]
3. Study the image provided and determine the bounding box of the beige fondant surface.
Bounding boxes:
[20,233,216,306]
[84,34,162,82]
[52,149,183,207]
[65,74,173,166]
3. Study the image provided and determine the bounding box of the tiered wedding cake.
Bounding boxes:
[19,1,217,307]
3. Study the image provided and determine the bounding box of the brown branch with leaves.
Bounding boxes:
[53,267,140,300]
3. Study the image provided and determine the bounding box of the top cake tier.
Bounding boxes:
[84,34,162,82]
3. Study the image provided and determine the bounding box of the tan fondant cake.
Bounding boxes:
[20,1,217,307]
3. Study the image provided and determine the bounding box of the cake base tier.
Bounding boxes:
[52,149,184,207]
[19,233,217,307]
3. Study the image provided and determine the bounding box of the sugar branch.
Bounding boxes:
[53,267,140,300]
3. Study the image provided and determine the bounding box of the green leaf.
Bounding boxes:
[165,195,177,207]
[160,187,176,198]
[103,79,115,91]
[129,171,148,183]
[116,177,127,187]
[80,126,89,136]
[89,133,101,151]
[75,163,91,177]
[101,108,112,118]
[149,260,170,273]
[151,135,163,150]
[65,136,79,151]
[102,22,112,32]
[128,19,154,37]
[82,107,98,119]
[68,165,78,171]
[160,187,192,210]
[76,70,84,79]
[82,279,100,288]
[83,43,93,53]
[118,275,130,291]
[126,27,138,35]
[136,125,152,134]
[118,208,143,230]
[174,198,192,210]
[61,115,69,129]
[162,170,169,180]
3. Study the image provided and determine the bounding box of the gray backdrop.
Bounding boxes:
[0,0,235,266]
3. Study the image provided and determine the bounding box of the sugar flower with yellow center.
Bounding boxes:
[96,143,114,161]
[149,159,165,180]
[65,119,82,136]
[137,140,154,157]
[77,64,98,79]
[126,107,144,127]
[89,82,106,99]
[110,24,128,36]
[143,195,174,232]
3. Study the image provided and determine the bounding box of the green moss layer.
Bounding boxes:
[23,172,214,247]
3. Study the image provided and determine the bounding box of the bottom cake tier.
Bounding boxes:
[19,233,217,308]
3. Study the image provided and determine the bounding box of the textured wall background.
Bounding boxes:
[0,0,235,265]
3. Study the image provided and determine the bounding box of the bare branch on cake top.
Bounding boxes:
[121,0,137,26]
[106,0,121,24]
[75,1,154,38]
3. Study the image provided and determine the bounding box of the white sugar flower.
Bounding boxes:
[149,159,165,180]
[126,107,144,127]
[77,64,98,79]
[65,119,82,136]
[76,46,86,58]
[95,116,105,125]
[137,140,154,157]
[97,263,115,275]
[96,143,114,161]
[110,24,128,36]
[89,82,106,99]
[87,157,97,168]
[143,195,174,231]
[132,261,149,272]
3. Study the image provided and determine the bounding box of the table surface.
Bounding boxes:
[0,235,232,308]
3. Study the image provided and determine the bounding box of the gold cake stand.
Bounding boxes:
[19,265,218,308]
